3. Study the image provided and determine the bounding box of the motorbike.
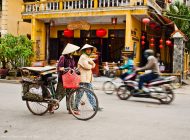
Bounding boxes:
[117,73,176,104]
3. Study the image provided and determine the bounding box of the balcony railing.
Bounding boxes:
[22,0,147,13]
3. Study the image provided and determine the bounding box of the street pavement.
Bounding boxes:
[0,80,190,140]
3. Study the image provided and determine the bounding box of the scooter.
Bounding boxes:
[117,73,176,104]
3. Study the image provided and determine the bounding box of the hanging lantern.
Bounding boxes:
[150,43,154,47]
[149,22,156,29]
[142,18,150,31]
[64,29,74,38]
[159,39,163,44]
[142,18,150,24]
[150,38,155,43]
[141,35,145,40]
[141,41,145,45]
[159,45,164,49]
[96,29,107,38]
[166,40,172,46]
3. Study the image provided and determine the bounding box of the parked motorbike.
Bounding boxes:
[117,73,176,104]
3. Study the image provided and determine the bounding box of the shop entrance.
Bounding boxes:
[49,29,125,64]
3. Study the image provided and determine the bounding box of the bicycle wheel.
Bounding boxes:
[117,85,131,100]
[68,87,99,121]
[26,86,51,115]
[103,81,116,95]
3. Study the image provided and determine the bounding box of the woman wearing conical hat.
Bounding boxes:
[75,44,98,110]
[54,43,80,114]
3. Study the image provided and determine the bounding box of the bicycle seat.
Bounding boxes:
[47,76,57,82]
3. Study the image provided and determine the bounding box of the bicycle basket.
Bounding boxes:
[21,83,44,102]
[22,92,43,102]
[62,70,81,89]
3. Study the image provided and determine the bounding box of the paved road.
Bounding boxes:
[0,83,190,140]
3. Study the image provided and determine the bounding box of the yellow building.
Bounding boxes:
[0,0,31,36]
[21,0,189,77]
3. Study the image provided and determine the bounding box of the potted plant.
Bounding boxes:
[0,38,9,79]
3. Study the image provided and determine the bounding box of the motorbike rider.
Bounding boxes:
[115,54,134,80]
[135,49,160,94]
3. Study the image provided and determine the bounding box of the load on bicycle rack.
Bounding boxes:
[20,66,99,121]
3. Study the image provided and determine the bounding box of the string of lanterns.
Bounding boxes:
[141,35,173,49]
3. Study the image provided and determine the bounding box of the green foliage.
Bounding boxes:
[166,1,190,50]
[0,34,33,69]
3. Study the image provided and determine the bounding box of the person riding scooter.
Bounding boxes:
[115,54,134,80]
[135,49,160,94]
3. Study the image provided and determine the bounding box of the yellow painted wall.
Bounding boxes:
[131,16,141,66]
[31,18,46,61]
[7,0,31,36]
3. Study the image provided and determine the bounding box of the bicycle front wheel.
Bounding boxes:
[103,81,116,95]
[69,87,99,121]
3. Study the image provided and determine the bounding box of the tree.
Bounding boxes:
[166,1,190,50]
[0,34,33,69]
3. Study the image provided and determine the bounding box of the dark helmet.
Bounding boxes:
[144,49,154,58]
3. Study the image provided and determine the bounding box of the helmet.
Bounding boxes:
[144,49,154,58]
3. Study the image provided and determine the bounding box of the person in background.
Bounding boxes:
[115,54,134,80]
[156,53,165,72]
[55,43,80,114]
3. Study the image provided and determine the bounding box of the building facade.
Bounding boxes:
[0,0,31,36]
[21,0,189,76]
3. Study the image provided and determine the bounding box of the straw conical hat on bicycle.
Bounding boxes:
[62,43,80,55]
[80,44,97,52]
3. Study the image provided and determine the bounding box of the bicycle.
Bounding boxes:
[20,67,99,121]
[102,72,123,95]
[103,70,136,95]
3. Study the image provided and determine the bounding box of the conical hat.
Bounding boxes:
[62,43,80,55]
[80,44,97,52]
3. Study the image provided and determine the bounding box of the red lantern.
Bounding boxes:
[150,43,154,47]
[142,18,150,24]
[159,45,164,49]
[150,38,155,43]
[64,29,74,38]
[141,35,145,40]
[96,29,107,38]
[166,40,172,46]
[141,41,145,45]
[159,39,163,44]
[149,22,156,29]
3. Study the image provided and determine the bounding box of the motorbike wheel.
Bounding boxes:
[103,81,116,95]
[117,85,131,100]
[159,89,175,104]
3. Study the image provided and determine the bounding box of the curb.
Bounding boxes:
[0,79,20,84]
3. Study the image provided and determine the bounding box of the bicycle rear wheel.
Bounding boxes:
[26,101,49,115]
[69,87,99,121]
[103,81,116,95]
[26,86,51,115]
